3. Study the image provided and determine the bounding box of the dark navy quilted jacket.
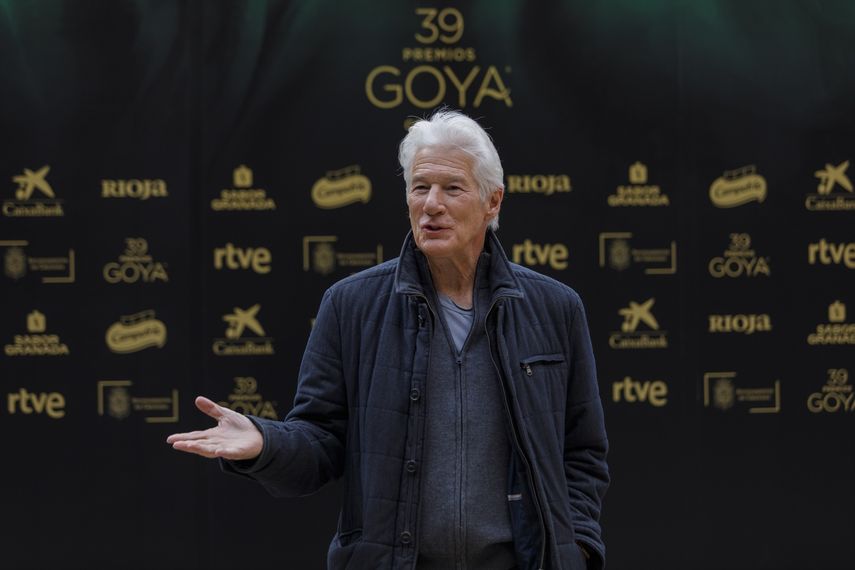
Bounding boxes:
[226,231,609,570]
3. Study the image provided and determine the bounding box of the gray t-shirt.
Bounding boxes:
[438,294,474,352]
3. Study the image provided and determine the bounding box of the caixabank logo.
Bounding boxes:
[806,160,854,211]
[4,310,69,357]
[708,233,770,278]
[599,232,676,275]
[4,165,64,217]
[365,7,512,116]
[709,165,767,207]
[703,371,781,414]
[103,238,168,284]
[105,310,167,354]
[97,380,178,423]
[5,388,66,419]
[212,304,274,356]
[607,162,669,207]
[608,298,668,349]
[311,165,372,209]
[807,301,854,346]
[211,165,276,211]
[807,368,853,414]
[101,178,168,200]
[1,239,75,284]
[218,377,278,420]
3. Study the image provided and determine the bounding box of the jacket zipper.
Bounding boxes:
[485,298,547,570]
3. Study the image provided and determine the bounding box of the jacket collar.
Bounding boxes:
[394,229,524,302]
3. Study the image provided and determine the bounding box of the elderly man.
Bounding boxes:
[168,110,609,569]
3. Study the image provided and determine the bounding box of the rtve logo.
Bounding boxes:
[213,243,271,274]
[6,388,66,419]
[511,239,568,270]
[807,239,855,268]
[611,377,668,407]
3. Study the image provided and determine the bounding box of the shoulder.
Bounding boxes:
[325,258,399,303]
[509,262,583,309]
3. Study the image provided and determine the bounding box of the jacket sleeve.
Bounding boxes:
[221,288,348,498]
[564,295,609,569]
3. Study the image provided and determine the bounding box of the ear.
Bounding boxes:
[486,187,503,220]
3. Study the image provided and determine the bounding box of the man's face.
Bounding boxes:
[407,147,502,262]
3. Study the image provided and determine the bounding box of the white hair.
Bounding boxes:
[399,109,503,230]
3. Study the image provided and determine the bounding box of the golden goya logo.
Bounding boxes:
[4,165,64,217]
[708,314,772,335]
[611,376,668,407]
[511,239,568,270]
[608,162,669,207]
[102,179,168,200]
[708,233,770,278]
[506,174,571,196]
[211,165,276,211]
[106,310,167,353]
[103,238,168,284]
[366,7,512,114]
[807,368,853,413]
[807,238,855,269]
[312,165,372,209]
[599,232,676,275]
[4,310,69,357]
[807,160,854,211]
[303,236,384,276]
[609,298,668,349]
[212,304,274,356]
[703,371,781,414]
[97,380,178,423]
[218,377,278,420]
[6,388,66,419]
[807,301,854,346]
[709,165,767,207]
[1,240,75,283]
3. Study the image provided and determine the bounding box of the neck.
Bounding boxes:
[426,254,480,310]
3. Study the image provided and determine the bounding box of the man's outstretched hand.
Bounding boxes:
[166,396,264,461]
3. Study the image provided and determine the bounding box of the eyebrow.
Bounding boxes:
[411,175,468,185]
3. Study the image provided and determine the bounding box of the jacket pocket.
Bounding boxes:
[519,353,565,378]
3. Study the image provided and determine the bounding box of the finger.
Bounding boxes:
[166,429,216,444]
[195,395,228,420]
[171,439,220,459]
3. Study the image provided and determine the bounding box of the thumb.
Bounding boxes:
[195,395,227,421]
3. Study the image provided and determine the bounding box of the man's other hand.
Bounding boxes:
[166,396,263,461]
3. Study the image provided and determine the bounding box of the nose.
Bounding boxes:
[424,185,445,215]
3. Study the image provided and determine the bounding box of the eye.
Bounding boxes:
[411,184,429,194]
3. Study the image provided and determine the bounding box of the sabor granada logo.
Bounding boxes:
[709,165,766,207]
[4,310,69,356]
[807,301,854,345]
[106,310,167,353]
[807,369,853,413]
[211,165,276,211]
[608,298,668,349]
[212,304,275,356]
[708,314,772,335]
[607,162,669,207]
[4,165,64,217]
[311,165,371,209]
[6,388,66,419]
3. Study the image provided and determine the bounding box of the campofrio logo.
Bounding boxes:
[709,165,766,207]
[311,165,371,209]
[105,310,167,353]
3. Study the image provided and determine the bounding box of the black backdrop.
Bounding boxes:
[1,1,854,568]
